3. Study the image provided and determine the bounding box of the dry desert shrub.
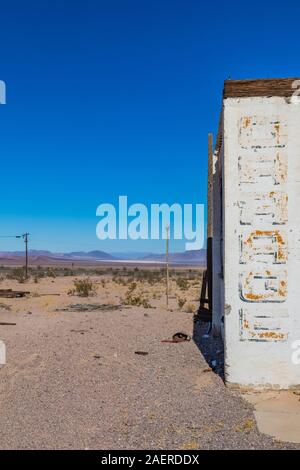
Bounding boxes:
[176,278,189,291]
[112,276,124,285]
[127,281,137,294]
[152,291,162,300]
[235,418,254,434]
[123,283,151,308]
[6,267,27,283]
[123,294,151,308]
[183,302,197,313]
[70,278,96,297]
[46,268,56,278]
[177,297,186,309]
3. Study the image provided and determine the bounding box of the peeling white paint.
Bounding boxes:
[213,96,300,389]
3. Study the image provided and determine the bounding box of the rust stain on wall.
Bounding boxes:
[238,152,287,187]
[239,230,288,264]
[239,270,287,303]
[238,116,288,148]
[238,191,288,226]
[239,308,288,342]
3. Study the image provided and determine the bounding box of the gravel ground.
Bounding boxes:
[0,295,298,449]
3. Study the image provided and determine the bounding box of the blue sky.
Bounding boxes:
[1,0,300,253]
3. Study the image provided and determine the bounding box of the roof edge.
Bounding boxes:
[223,77,300,98]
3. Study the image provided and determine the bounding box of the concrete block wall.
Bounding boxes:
[213,93,300,389]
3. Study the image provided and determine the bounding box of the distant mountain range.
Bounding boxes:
[0,249,114,261]
[141,249,206,264]
[0,249,206,265]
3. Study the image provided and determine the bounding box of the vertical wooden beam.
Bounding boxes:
[166,225,169,309]
[207,134,213,312]
[197,133,214,322]
[207,133,213,240]
[23,233,29,279]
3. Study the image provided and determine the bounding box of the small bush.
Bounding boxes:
[176,278,189,290]
[73,278,96,297]
[184,302,196,313]
[128,282,137,294]
[7,267,27,283]
[47,268,56,278]
[177,297,186,309]
[123,288,151,308]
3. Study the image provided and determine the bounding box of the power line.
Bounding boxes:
[22,233,30,278]
[0,233,30,278]
[0,235,22,238]
[166,225,169,309]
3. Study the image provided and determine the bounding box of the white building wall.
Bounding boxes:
[223,96,300,389]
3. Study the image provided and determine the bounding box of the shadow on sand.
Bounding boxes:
[193,317,224,381]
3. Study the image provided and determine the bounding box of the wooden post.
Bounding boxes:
[166,225,169,309]
[207,134,213,240]
[23,233,29,279]
[197,133,214,322]
[207,134,213,312]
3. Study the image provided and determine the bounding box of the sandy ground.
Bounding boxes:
[0,270,299,450]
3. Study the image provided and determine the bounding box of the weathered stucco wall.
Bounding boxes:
[222,96,300,389]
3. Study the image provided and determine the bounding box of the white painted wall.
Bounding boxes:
[221,96,300,389]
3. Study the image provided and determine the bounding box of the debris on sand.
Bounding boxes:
[135,351,149,356]
[56,303,121,312]
[161,332,191,343]
[36,293,61,297]
[0,322,16,326]
[0,303,11,311]
[0,289,30,298]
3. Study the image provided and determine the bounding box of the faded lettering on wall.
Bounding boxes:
[238,116,288,342]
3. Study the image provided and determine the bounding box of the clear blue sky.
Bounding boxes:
[1,0,300,253]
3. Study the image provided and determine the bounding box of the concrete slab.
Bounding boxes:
[244,391,300,443]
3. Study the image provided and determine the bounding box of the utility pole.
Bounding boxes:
[166,225,169,309]
[197,133,214,324]
[22,233,29,279]
[0,233,29,278]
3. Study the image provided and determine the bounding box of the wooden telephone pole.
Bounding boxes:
[197,133,213,322]
[207,134,213,312]
[166,225,169,309]
[23,233,29,279]
[0,233,30,278]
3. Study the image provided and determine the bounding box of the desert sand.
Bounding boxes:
[0,266,298,449]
